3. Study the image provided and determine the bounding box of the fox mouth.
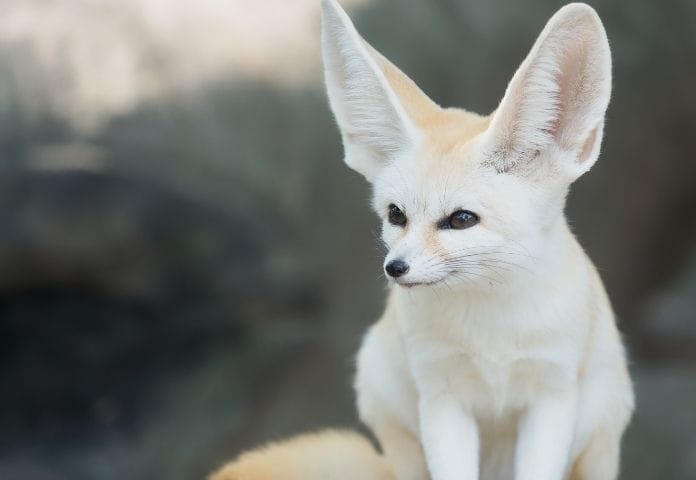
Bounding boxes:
[395,278,446,288]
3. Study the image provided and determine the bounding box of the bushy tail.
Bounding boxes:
[209,429,393,480]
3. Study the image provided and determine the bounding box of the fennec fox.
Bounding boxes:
[209,2,634,480]
[322,1,634,479]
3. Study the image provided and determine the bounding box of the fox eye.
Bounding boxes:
[441,210,479,230]
[388,204,407,226]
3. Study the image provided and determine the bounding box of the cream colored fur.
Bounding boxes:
[321,1,635,480]
[208,429,393,480]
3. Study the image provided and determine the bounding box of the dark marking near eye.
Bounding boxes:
[437,210,479,230]
[388,204,407,226]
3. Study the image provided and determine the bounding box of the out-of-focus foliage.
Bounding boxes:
[0,1,694,479]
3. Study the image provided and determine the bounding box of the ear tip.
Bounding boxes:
[321,0,354,38]
[321,0,345,20]
[548,2,610,59]
[553,2,605,31]
[320,0,335,20]
[556,2,599,18]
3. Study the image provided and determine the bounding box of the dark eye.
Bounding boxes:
[388,204,407,226]
[443,210,479,230]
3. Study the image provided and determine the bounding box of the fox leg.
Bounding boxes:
[569,428,621,480]
[356,323,427,479]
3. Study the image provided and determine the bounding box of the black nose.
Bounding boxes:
[385,260,409,278]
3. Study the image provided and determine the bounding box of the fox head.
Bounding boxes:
[321,0,611,291]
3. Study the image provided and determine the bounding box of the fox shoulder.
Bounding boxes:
[209,429,393,480]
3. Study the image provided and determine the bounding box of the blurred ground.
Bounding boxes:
[0,1,694,479]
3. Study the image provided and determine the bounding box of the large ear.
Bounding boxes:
[482,3,612,179]
[321,0,428,182]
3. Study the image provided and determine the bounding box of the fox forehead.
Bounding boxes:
[372,109,496,212]
[381,56,493,159]
[375,47,493,166]
[417,107,492,157]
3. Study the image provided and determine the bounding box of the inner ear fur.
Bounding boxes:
[321,0,438,182]
[483,3,612,177]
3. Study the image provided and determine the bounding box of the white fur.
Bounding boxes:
[322,2,634,480]
[321,0,421,181]
[482,3,612,176]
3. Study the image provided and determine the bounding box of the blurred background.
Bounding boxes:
[0,0,694,479]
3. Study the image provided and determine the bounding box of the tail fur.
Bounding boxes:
[209,429,393,480]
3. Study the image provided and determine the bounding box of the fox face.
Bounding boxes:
[370,114,569,290]
[372,135,548,290]
[322,0,611,290]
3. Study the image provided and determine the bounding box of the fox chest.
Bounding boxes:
[406,336,578,415]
